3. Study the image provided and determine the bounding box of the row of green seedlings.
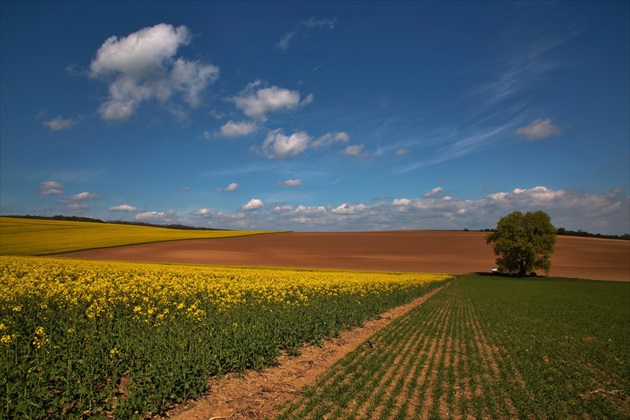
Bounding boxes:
[278,279,523,419]
[1,279,449,419]
[464,275,630,418]
[278,276,630,419]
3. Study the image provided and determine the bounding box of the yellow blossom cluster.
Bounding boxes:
[1,255,451,344]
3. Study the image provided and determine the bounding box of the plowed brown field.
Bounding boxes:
[58,231,629,281]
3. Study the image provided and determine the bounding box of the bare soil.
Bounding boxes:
[59,231,629,281]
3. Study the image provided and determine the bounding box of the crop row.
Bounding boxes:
[278,276,630,419]
[0,256,450,418]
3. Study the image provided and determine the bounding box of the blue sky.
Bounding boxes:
[1,1,628,234]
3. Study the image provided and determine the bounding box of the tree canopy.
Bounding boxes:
[486,210,557,276]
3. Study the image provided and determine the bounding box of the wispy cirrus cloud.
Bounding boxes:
[397,35,569,173]
[276,17,337,51]
[311,131,349,148]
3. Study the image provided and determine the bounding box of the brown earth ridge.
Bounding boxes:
[58,231,629,281]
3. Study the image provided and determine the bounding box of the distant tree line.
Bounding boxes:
[1,214,228,231]
[478,226,628,240]
[555,227,629,240]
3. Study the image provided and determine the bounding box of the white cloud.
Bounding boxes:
[340,144,367,158]
[276,17,337,51]
[232,81,312,120]
[423,187,444,198]
[277,179,303,187]
[135,210,176,223]
[311,131,350,148]
[170,57,219,107]
[257,129,311,159]
[193,208,214,216]
[515,118,563,140]
[67,203,89,213]
[43,116,76,131]
[130,186,628,235]
[55,190,98,213]
[90,23,219,121]
[217,182,239,192]
[219,120,258,138]
[395,148,410,156]
[68,191,99,201]
[332,203,368,214]
[241,198,264,211]
[109,204,140,212]
[39,181,63,195]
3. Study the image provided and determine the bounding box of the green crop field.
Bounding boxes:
[0,217,279,255]
[278,275,630,419]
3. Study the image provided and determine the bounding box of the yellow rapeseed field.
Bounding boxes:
[0,255,451,417]
[0,216,280,255]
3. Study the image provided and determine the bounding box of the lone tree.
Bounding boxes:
[486,210,557,276]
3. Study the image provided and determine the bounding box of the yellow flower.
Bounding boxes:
[1,334,15,345]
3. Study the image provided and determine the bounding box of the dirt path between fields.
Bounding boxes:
[58,231,629,281]
[163,284,449,420]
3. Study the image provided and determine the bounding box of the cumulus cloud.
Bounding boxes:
[217,182,239,192]
[515,118,563,140]
[277,179,303,187]
[276,17,337,51]
[232,81,312,120]
[423,187,444,198]
[39,181,63,195]
[109,204,140,212]
[340,144,367,158]
[241,198,264,211]
[256,129,311,159]
[219,120,258,138]
[56,190,99,213]
[137,186,628,235]
[311,131,350,148]
[135,210,176,223]
[332,203,368,214]
[89,23,219,121]
[193,208,214,216]
[43,116,76,131]
[68,191,99,201]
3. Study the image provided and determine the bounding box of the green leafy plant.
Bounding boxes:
[486,210,557,276]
